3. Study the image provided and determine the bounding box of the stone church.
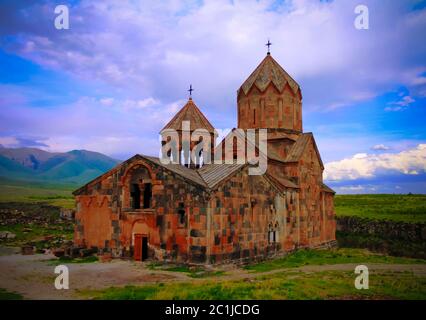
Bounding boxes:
[73,51,336,264]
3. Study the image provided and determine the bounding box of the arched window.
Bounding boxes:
[268,222,279,244]
[268,223,274,244]
[274,222,279,242]
[128,166,152,209]
[177,202,186,225]
[142,183,152,209]
[130,183,141,209]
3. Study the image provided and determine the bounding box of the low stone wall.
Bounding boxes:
[336,216,426,259]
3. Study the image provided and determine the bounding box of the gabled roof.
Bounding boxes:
[322,183,336,194]
[142,155,207,187]
[238,54,300,96]
[266,173,299,192]
[73,154,208,195]
[75,131,327,196]
[160,98,215,133]
[285,133,324,169]
[214,128,284,164]
[198,163,245,188]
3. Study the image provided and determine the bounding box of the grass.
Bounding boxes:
[80,270,426,300]
[336,231,426,259]
[0,222,74,246]
[0,288,23,300]
[0,179,76,209]
[47,255,98,266]
[334,194,426,223]
[147,262,226,278]
[80,248,426,300]
[244,248,425,273]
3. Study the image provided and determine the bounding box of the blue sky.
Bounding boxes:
[0,0,425,193]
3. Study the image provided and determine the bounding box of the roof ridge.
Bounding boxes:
[161,99,215,133]
[188,99,215,132]
[239,54,300,96]
[268,54,300,90]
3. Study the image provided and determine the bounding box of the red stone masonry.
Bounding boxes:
[73,53,336,264]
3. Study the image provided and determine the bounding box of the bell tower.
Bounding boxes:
[160,94,216,168]
[237,52,302,132]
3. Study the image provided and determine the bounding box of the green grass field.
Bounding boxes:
[82,271,425,300]
[0,288,23,300]
[0,178,424,221]
[0,179,76,245]
[0,178,76,209]
[244,248,425,273]
[79,248,426,300]
[334,194,426,223]
[0,223,74,247]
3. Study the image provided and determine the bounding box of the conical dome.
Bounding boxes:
[238,54,300,96]
[237,54,303,132]
[161,98,215,134]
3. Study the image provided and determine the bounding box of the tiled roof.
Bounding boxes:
[265,173,299,192]
[143,155,208,187]
[198,163,245,188]
[239,54,300,96]
[214,128,284,164]
[73,154,208,195]
[284,133,324,169]
[74,132,325,195]
[321,183,335,194]
[160,98,215,133]
[285,133,311,162]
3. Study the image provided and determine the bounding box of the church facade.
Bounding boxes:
[73,52,336,264]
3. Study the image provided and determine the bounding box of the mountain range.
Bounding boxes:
[0,146,121,185]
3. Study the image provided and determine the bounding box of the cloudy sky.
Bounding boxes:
[0,0,425,193]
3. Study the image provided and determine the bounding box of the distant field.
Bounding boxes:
[0,178,76,209]
[335,194,426,223]
[82,248,426,300]
[0,179,425,221]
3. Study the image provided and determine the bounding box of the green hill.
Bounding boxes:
[0,147,120,185]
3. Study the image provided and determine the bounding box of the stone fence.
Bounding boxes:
[336,216,426,259]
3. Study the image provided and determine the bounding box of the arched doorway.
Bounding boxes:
[132,221,149,261]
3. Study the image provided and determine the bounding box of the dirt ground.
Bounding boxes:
[1,249,425,300]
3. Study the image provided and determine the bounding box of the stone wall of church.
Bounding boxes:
[206,166,300,264]
[237,84,302,131]
[74,157,210,263]
[296,139,336,247]
[74,154,335,265]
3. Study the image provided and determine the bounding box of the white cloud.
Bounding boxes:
[371,144,390,151]
[100,98,115,106]
[0,136,19,147]
[337,185,365,192]
[2,0,426,113]
[122,97,159,110]
[384,106,403,112]
[100,97,160,110]
[0,92,187,158]
[324,144,426,181]
[385,95,415,111]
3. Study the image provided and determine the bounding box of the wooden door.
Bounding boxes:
[134,234,142,261]
[142,236,148,261]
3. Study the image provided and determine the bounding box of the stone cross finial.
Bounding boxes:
[266,39,272,54]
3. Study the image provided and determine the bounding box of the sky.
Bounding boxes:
[0,0,425,194]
